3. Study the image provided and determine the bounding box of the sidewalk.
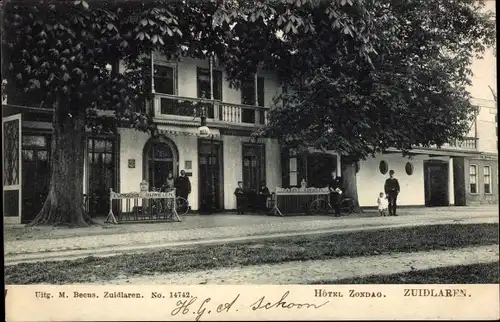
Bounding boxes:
[4,206,498,264]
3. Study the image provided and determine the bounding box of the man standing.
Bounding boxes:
[384,169,400,216]
[328,170,343,217]
[175,170,191,201]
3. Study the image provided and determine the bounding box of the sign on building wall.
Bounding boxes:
[128,159,135,168]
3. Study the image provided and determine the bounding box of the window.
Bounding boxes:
[469,165,477,194]
[484,166,491,194]
[197,68,222,100]
[241,76,265,106]
[405,162,414,175]
[154,64,176,95]
[379,160,389,175]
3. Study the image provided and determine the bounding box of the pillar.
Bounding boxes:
[337,154,341,177]
[449,157,455,205]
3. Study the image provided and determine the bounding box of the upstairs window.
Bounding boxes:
[241,76,265,106]
[197,68,222,100]
[154,64,176,95]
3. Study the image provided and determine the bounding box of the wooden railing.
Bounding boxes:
[153,93,268,126]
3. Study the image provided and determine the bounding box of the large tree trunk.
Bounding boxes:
[341,161,363,213]
[28,100,92,227]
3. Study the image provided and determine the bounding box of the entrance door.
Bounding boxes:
[242,143,266,191]
[424,160,449,206]
[22,133,51,223]
[87,138,117,216]
[143,136,179,195]
[198,139,223,212]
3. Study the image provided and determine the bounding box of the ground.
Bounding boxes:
[4,205,499,285]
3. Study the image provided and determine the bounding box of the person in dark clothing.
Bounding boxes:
[234,181,246,214]
[258,181,270,212]
[174,170,191,200]
[327,171,343,217]
[384,169,400,216]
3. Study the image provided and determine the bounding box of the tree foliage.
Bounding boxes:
[262,0,496,161]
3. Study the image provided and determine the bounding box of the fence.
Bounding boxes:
[106,189,180,224]
[271,187,330,216]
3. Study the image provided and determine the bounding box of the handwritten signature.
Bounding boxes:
[251,291,330,310]
[171,291,329,321]
[171,294,240,321]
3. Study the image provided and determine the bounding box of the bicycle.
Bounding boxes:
[308,193,356,216]
[156,186,190,216]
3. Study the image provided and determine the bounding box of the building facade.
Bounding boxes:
[3,5,496,223]
[3,53,289,223]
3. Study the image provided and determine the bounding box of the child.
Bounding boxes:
[234,181,246,214]
[377,192,389,216]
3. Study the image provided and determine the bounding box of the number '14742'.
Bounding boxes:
[170,292,191,298]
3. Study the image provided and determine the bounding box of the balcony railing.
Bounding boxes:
[448,137,478,150]
[153,93,268,126]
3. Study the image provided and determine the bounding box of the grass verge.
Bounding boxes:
[5,223,499,284]
[312,262,500,284]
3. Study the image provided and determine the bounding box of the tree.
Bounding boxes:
[2,0,194,226]
[4,0,375,225]
[261,0,496,208]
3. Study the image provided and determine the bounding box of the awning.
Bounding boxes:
[156,124,220,137]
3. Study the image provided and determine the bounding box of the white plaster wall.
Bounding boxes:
[118,128,150,194]
[265,138,282,192]
[118,128,199,210]
[222,135,245,209]
[356,154,427,207]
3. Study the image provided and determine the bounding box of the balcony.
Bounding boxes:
[448,137,478,150]
[152,94,268,127]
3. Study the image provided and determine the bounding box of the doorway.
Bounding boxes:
[198,139,223,212]
[424,160,449,206]
[87,137,117,216]
[21,133,51,223]
[143,136,179,190]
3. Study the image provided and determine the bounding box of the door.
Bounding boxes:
[87,138,117,216]
[242,143,266,191]
[3,114,22,223]
[147,142,175,190]
[22,133,51,223]
[424,160,449,206]
[198,139,223,212]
